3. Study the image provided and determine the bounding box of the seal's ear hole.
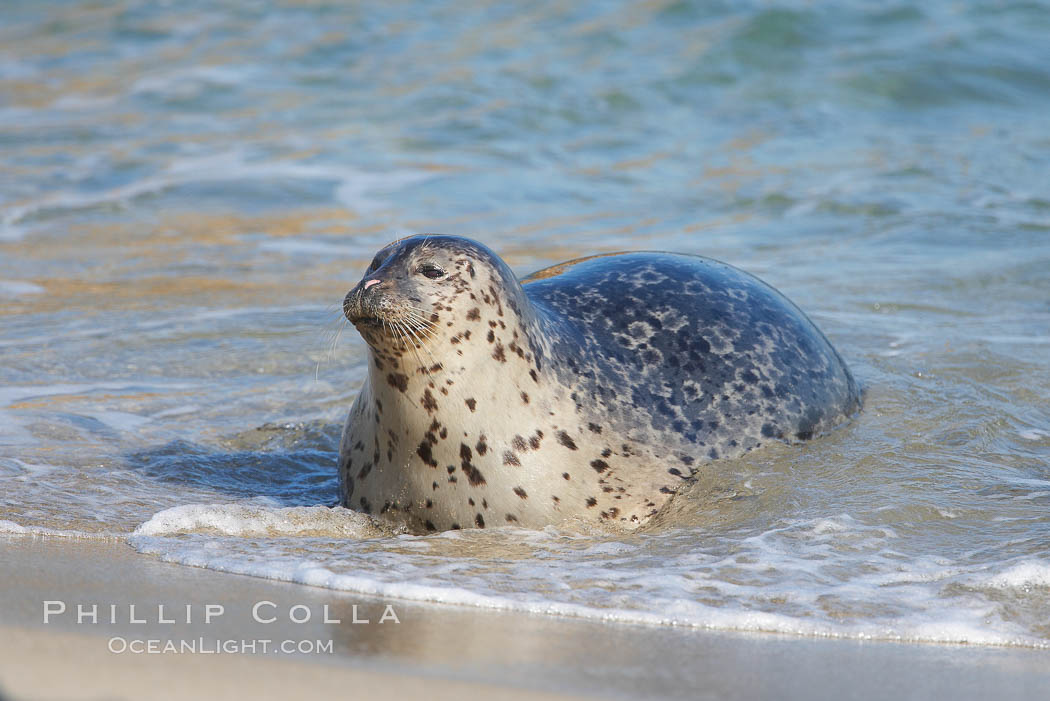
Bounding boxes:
[418,263,446,280]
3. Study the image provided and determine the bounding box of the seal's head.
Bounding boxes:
[343,235,527,362]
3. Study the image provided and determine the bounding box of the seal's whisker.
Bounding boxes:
[401,307,436,325]
[403,305,438,320]
[395,309,437,336]
[396,320,433,376]
[403,319,437,342]
[316,314,351,380]
[317,319,345,381]
[403,317,438,338]
[400,321,435,370]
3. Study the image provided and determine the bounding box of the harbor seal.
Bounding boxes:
[339,235,860,532]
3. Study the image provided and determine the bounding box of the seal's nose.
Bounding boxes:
[344,276,385,323]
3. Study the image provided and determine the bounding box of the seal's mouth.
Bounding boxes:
[343,303,386,330]
[348,315,383,328]
[343,287,401,334]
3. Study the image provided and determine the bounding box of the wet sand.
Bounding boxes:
[1,538,1048,700]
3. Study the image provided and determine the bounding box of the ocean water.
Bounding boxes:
[2,0,1050,648]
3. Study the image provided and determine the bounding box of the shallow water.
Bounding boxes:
[2,0,1049,647]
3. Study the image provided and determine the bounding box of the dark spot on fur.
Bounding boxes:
[512,435,527,452]
[424,520,436,531]
[562,472,571,480]
[421,389,438,414]
[591,459,609,474]
[502,451,520,466]
[520,391,529,404]
[416,441,437,467]
[668,467,682,476]
[530,369,538,383]
[505,513,518,523]
[513,487,528,499]
[492,342,506,362]
[556,431,578,451]
[585,497,597,508]
[458,443,486,486]
[462,465,486,486]
[386,373,408,392]
[475,513,485,528]
[587,422,602,434]
[466,307,480,321]
[475,438,488,456]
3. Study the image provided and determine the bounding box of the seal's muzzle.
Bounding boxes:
[343,278,386,326]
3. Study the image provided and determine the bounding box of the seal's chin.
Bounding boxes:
[348,315,384,329]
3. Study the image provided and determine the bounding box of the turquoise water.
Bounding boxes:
[2,1,1049,646]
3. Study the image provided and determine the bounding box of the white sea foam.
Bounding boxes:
[124,511,1050,649]
[0,519,121,540]
[0,519,27,534]
[983,561,1050,589]
[127,534,1046,648]
[133,503,383,538]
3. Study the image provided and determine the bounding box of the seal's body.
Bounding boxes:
[340,236,859,532]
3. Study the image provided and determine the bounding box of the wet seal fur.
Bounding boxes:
[340,235,860,532]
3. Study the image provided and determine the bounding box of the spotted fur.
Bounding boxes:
[339,235,860,532]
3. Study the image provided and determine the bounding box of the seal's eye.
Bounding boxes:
[418,263,446,279]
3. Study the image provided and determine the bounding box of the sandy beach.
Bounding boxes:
[2,537,1048,700]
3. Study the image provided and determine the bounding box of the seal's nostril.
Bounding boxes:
[364,279,381,290]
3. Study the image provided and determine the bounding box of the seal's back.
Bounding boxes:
[522,252,860,464]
